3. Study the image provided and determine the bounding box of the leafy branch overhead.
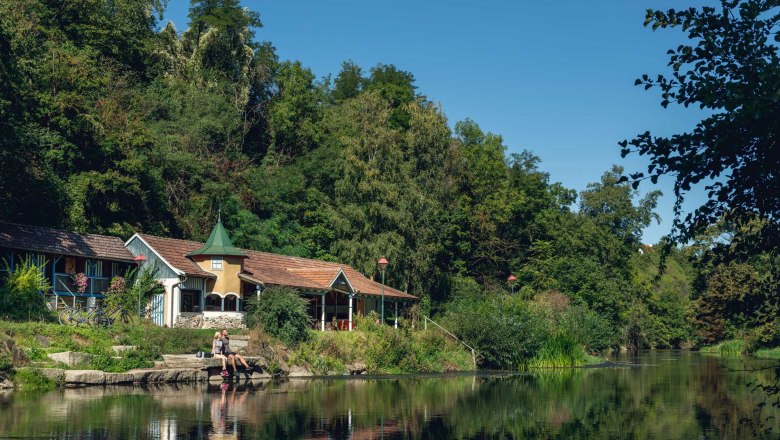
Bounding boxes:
[620,0,779,259]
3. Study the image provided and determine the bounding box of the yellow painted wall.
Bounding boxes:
[193,256,244,296]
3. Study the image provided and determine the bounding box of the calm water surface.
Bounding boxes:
[2,351,780,439]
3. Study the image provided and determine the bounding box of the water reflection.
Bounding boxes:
[0,351,778,439]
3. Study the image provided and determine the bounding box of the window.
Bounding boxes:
[211,257,223,270]
[180,289,202,313]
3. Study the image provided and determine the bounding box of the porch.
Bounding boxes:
[301,291,408,331]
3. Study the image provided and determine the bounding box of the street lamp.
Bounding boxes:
[378,257,389,324]
[133,254,147,321]
[507,274,517,295]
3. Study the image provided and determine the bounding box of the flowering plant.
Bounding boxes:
[72,272,88,293]
[106,276,126,296]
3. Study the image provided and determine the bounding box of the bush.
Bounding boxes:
[745,319,780,353]
[445,296,544,370]
[245,286,310,347]
[104,268,164,314]
[0,257,50,321]
[559,304,616,352]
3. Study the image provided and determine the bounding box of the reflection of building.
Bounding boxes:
[127,219,417,329]
[0,222,136,308]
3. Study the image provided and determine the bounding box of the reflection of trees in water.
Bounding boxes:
[2,355,780,439]
[697,359,780,439]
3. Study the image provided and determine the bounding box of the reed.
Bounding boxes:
[700,339,745,355]
[528,333,590,369]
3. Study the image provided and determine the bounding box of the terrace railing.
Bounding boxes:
[54,273,111,295]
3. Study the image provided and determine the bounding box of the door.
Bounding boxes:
[151,293,165,326]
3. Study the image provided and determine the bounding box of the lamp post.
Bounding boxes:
[507,273,517,295]
[133,254,147,321]
[378,257,389,324]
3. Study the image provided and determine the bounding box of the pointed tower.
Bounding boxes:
[187,217,247,258]
[187,217,246,303]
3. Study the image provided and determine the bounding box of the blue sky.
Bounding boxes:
[164,1,716,243]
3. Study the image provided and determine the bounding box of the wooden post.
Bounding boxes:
[321,293,326,331]
[394,302,398,328]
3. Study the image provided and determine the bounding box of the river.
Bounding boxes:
[1,351,779,439]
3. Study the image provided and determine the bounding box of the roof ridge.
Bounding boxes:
[241,248,342,267]
[138,232,204,247]
[0,221,125,241]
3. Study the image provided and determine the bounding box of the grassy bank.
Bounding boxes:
[1,318,475,384]
[752,347,780,359]
[698,339,780,359]
[0,320,218,377]
[290,317,475,375]
[699,339,746,355]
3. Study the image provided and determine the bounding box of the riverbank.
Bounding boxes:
[0,320,476,389]
[698,339,780,360]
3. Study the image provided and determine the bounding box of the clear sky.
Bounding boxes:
[164,0,717,243]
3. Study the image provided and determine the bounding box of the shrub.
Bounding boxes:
[0,257,50,321]
[446,296,545,370]
[105,268,164,314]
[745,319,780,353]
[245,286,310,346]
[559,304,616,352]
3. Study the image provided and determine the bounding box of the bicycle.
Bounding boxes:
[92,304,135,327]
[58,303,100,326]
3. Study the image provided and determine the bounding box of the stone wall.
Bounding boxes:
[174,313,246,329]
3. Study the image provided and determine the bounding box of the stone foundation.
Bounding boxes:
[174,312,246,329]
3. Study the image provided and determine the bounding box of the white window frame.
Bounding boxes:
[211,257,223,270]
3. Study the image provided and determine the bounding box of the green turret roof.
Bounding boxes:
[186,218,247,258]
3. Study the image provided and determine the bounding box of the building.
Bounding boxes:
[125,219,417,329]
[0,222,137,308]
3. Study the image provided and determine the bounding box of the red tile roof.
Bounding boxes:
[137,234,416,300]
[0,222,135,262]
[137,234,216,278]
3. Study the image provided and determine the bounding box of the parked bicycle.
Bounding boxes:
[92,304,135,327]
[58,302,99,326]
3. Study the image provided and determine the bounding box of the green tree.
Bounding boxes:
[620,0,779,259]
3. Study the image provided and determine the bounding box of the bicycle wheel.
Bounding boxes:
[92,310,110,327]
[118,310,135,326]
[58,308,75,326]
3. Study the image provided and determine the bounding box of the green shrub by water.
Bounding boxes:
[245,286,310,347]
[443,296,544,370]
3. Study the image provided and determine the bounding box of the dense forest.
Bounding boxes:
[0,0,777,360]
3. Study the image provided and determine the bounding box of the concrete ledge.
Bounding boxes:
[162,354,266,370]
[47,351,93,367]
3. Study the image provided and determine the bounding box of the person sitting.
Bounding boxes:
[220,329,251,378]
[212,331,230,377]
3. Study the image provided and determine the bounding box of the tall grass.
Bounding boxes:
[700,339,745,355]
[528,333,592,369]
[753,347,780,359]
